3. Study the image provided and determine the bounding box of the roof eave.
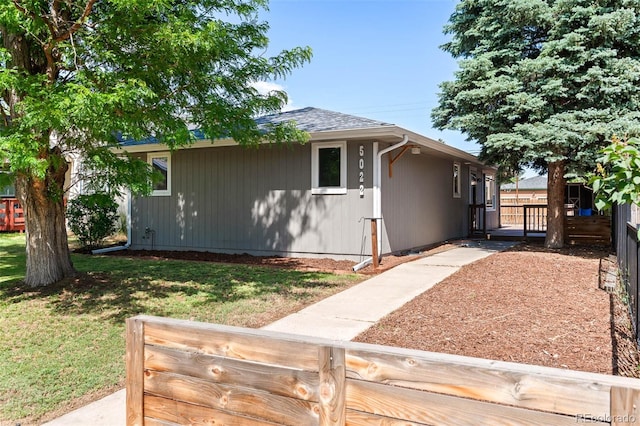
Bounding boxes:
[114,124,490,169]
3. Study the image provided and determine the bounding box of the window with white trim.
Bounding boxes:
[311,142,347,195]
[148,152,171,196]
[453,162,461,198]
[485,173,496,210]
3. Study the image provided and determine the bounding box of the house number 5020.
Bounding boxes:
[359,145,365,197]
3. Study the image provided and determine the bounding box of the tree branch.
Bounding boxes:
[53,0,97,43]
[12,0,57,47]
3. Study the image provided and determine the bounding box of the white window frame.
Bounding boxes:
[311,141,347,195]
[485,173,496,211]
[453,162,461,198]
[148,152,171,196]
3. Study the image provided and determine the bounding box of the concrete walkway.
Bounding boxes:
[42,239,515,425]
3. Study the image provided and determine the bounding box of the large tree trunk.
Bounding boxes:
[16,153,75,287]
[545,160,566,249]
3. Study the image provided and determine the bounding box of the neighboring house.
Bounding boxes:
[117,107,499,262]
[501,174,597,219]
[500,175,548,206]
[0,156,86,232]
[500,175,547,226]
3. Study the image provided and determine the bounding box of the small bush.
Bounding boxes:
[67,193,118,249]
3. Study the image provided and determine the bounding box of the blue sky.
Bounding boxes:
[258,0,478,154]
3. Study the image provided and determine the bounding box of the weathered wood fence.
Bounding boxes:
[565,215,612,246]
[127,315,640,425]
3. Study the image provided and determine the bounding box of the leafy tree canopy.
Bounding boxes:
[432,0,640,178]
[0,0,312,286]
[0,0,312,196]
[591,136,640,209]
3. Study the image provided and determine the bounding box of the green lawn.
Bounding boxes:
[0,233,362,423]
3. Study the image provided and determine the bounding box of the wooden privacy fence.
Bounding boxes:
[565,215,612,246]
[127,315,640,425]
[0,198,24,232]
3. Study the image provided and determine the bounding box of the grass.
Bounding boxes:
[0,233,363,424]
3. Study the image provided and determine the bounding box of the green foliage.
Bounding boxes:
[589,136,640,240]
[66,193,119,249]
[432,0,640,177]
[0,0,312,197]
[0,0,311,284]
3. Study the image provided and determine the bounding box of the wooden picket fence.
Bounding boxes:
[127,315,640,425]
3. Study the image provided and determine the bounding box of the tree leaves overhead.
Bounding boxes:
[0,0,312,195]
[432,0,640,177]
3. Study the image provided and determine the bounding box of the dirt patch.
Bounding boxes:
[100,243,456,275]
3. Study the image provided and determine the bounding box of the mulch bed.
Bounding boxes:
[355,242,640,376]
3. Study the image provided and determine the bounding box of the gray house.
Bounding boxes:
[117,107,499,263]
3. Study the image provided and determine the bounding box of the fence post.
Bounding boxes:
[371,220,379,269]
[318,346,346,426]
[8,199,14,230]
[610,386,640,425]
[126,317,145,426]
[636,233,640,348]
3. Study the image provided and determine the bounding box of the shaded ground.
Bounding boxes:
[105,242,639,376]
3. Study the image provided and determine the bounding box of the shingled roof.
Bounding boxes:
[501,175,547,190]
[119,107,394,146]
[255,107,394,132]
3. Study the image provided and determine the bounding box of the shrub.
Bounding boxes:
[66,193,118,249]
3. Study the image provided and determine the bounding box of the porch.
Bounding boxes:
[470,204,612,246]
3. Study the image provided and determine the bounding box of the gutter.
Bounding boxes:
[353,134,409,272]
[92,191,132,255]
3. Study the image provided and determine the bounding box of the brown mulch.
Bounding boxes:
[355,242,640,376]
[102,241,639,376]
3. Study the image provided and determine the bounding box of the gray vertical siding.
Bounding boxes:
[379,148,468,254]
[131,142,376,259]
[130,140,489,259]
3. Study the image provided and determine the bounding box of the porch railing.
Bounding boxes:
[523,204,547,237]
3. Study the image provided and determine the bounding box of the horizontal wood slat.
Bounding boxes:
[345,409,430,426]
[143,417,179,426]
[345,348,611,417]
[127,315,640,426]
[145,345,319,401]
[564,216,611,245]
[346,379,599,426]
[144,394,280,426]
[145,370,319,425]
[143,317,319,370]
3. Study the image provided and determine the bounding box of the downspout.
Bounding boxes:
[92,190,132,254]
[353,134,409,271]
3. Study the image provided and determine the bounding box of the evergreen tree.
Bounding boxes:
[432,0,640,248]
[0,0,311,286]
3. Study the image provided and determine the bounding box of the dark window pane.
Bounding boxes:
[318,147,341,187]
[152,157,168,191]
[1,184,15,197]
